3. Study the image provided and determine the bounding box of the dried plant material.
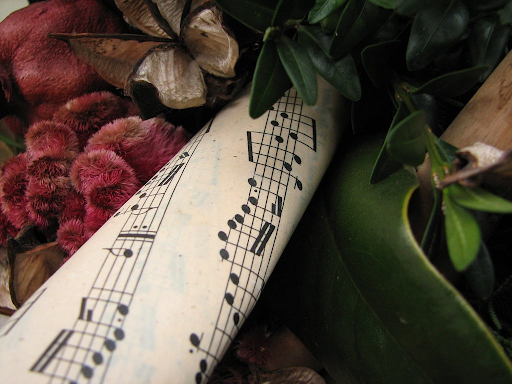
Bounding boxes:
[247,365,326,384]
[129,44,207,109]
[182,3,239,78]
[8,227,65,307]
[439,142,512,188]
[153,0,206,36]
[0,246,15,313]
[51,34,172,88]
[115,0,169,38]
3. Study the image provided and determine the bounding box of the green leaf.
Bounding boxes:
[214,0,277,32]
[249,41,291,118]
[263,137,512,383]
[413,65,490,97]
[499,1,512,25]
[469,16,512,81]
[330,0,391,60]
[447,183,512,213]
[370,103,407,183]
[298,26,361,101]
[361,39,401,88]
[433,135,458,164]
[394,0,445,15]
[463,0,509,11]
[368,0,395,8]
[406,1,469,71]
[465,242,495,300]
[443,189,482,271]
[276,35,317,105]
[386,110,426,166]
[272,0,315,26]
[308,0,347,24]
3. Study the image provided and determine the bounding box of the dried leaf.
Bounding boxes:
[115,0,169,37]
[439,142,512,188]
[0,246,15,313]
[51,33,171,88]
[129,44,207,109]
[182,3,239,78]
[8,228,65,307]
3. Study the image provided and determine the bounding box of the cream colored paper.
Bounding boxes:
[0,79,344,383]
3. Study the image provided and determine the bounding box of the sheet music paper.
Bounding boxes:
[0,78,344,383]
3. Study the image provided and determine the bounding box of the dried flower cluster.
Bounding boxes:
[0,91,189,260]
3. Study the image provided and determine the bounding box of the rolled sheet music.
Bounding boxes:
[0,78,345,383]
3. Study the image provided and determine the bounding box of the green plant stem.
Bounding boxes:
[390,73,448,183]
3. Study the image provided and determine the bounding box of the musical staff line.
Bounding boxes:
[31,120,214,383]
[190,88,317,383]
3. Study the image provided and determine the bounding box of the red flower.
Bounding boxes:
[86,116,189,183]
[59,188,86,224]
[25,177,71,228]
[57,218,89,257]
[70,149,140,196]
[54,91,139,150]
[0,208,18,246]
[24,120,79,160]
[0,153,30,229]
[235,325,272,368]
[71,149,140,234]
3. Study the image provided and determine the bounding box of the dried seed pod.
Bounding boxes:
[153,0,206,35]
[182,2,239,78]
[128,43,207,109]
[8,227,65,307]
[115,0,169,38]
[51,33,172,89]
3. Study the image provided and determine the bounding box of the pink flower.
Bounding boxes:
[54,91,139,150]
[25,177,71,228]
[0,208,18,246]
[57,218,89,258]
[86,116,189,183]
[0,153,30,229]
[71,149,140,234]
[70,149,140,197]
[25,120,79,160]
[59,188,86,225]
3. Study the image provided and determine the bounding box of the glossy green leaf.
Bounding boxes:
[443,189,482,271]
[249,41,291,118]
[433,136,458,164]
[370,103,407,183]
[394,0,445,15]
[298,26,361,101]
[214,0,277,32]
[406,1,469,71]
[463,0,509,11]
[330,0,391,60]
[263,137,512,383]
[469,16,512,81]
[465,242,495,300]
[413,66,490,97]
[447,184,512,213]
[368,0,395,8]
[276,35,317,105]
[386,110,427,166]
[361,40,401,88]
[272,0,315,26]
[499,1,512,25]
[308,0,347,24]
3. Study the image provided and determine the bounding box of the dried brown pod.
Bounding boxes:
[50,34,172,89]
[439,142,512,189]
[128,43,207,109]
[8,226,65,308]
